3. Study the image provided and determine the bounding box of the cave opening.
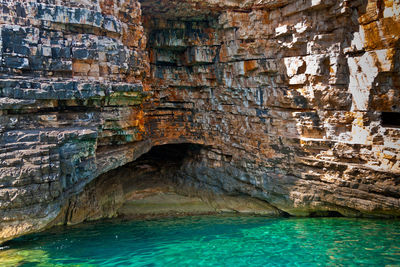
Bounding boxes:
[63,141,293,224]
[131,143,205,174]
[61,142,221,224]
[381,112,400,128]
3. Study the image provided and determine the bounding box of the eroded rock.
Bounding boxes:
[0,0,399,243]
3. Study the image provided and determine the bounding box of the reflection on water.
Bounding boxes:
[0,248,51,267]
[1,216,400,266]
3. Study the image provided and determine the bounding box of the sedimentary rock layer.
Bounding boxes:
[0,0,399,242]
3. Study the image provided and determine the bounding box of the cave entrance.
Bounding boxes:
[63,141,282,224]
[134,143,203,169]
[115,142,214,219]
[62,142,218,224]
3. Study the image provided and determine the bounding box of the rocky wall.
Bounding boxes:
[0,0,399,243]
[0,0,152,242]
[142,0,400,217]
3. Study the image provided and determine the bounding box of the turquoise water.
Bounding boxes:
[1,216,400,266]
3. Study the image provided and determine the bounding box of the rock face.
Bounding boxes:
[0,0,399,242]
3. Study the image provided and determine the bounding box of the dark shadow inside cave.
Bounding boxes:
[61,141,288,224]
[109,143,207,203]
[309,211,344,218]
[60,140,351,225]
[134,143,204,169]
[381,112,400,128]
[60,142,220,224]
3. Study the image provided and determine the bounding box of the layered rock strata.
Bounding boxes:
[0,0,399,243]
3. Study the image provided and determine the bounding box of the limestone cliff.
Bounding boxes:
[0,0,399,243]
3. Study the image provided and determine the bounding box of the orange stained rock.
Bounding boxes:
[72,60,91,75]
[362,17,400,51]
[128,108,146,139]
[100,0,115,16]
[358,0,382,25]
[219,44,229,62]
[72,60,101,77]
[244,60,259,73]
[228,11,250,28]
[202,28,217,46]
[149,49,156,63]
[262,11,270,24]
[122,27,145,48]
[99,63,109,77]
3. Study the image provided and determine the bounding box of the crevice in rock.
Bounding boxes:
[309,210,344,218]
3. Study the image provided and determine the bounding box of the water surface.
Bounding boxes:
[1,216,400,266]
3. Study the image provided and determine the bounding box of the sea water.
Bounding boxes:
[1,216,400,266]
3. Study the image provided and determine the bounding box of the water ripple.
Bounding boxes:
[1,216,400,266]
